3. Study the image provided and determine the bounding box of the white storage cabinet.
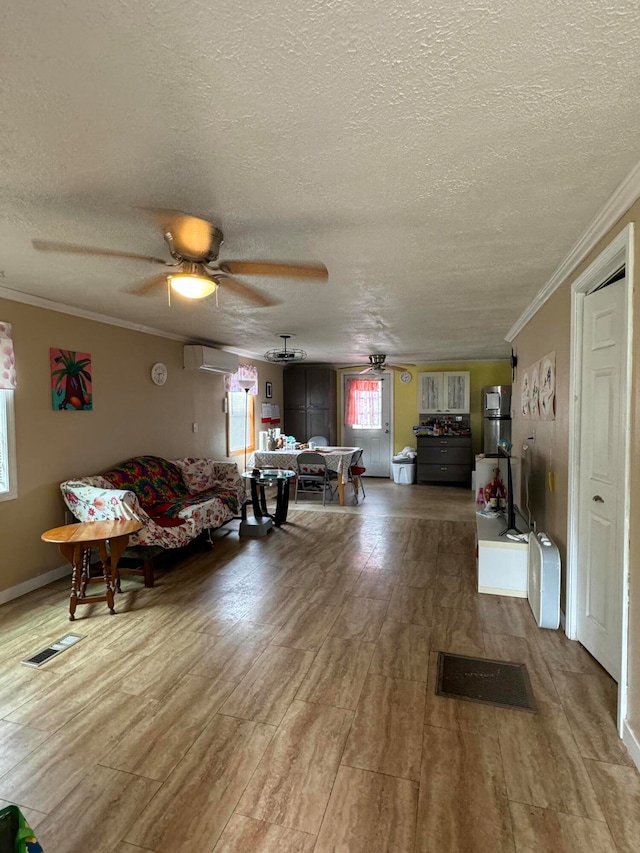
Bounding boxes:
[418,371,470,414]
[476,514,528,597]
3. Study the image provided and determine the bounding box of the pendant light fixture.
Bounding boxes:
[264,333,307,364]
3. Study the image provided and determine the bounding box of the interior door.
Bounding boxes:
[342,372,391,477]
[576,278,625,681]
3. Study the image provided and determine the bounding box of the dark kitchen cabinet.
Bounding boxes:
[283,365,337,444]
[416,435,472,486]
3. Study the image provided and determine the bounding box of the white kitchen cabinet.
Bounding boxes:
[418,371,470,414]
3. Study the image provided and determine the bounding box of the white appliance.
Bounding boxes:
[183,345,239,374]
[527,531,561,629]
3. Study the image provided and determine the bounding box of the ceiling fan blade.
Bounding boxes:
[342,364,368,370]
[387,363,416,370]
[218,275,280,307]
[125,274,168,297]
[219,261,327,280]
[32,239,167,265]
[144,208,220,258]
[359,366,374,374]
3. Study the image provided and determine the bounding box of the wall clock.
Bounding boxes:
[400,371,412,383]
[151,362,168,386]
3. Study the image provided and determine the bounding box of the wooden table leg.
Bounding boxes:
[337,479,345,506]
[108,533,130,597]
[79,547,91,597]
[59,542,81,621]
[97,541,116,615]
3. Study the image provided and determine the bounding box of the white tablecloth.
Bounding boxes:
[248,447,359,484]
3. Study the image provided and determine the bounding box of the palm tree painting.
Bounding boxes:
[50,348,93,410]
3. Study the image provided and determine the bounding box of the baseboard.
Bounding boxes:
[0,564,69,605]
[478,586,527,598]
[623,720,640,772]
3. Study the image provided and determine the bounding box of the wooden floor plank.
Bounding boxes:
[237,699,353,834]
[124,714,275,853]
[415,725,515,852]
[315,766,418,853]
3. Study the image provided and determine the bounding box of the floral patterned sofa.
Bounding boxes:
[60,455,245,586]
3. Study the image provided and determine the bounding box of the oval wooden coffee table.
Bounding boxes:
[41,519,143,621]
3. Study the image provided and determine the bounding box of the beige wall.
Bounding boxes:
[510,284,571,601]
[0,297,283,594]
[511,199,640,737]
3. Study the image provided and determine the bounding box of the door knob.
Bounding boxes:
[384,429,389,434]
[592,495,604,503]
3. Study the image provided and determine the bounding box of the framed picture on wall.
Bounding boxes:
[265,381,273,399]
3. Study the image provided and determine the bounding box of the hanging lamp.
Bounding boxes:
[264,333,307,364]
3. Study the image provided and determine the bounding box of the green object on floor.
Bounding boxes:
[0,805,43,853]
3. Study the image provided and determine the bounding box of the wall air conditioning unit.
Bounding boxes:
[183,345,239,375]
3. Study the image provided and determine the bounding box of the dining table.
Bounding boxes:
[247,446,361,506]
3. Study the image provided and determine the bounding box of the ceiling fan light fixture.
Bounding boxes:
[168,273,217,299]
[264,333,307,364]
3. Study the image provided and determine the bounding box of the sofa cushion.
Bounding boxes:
[103,455,188,510]
[173,457,217,495]
[154,487,241,519]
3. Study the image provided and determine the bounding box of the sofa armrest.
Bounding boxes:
[212,462,245,503]
[60,481,150,524]
[213,462,242,486]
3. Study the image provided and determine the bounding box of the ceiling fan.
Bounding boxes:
[32,210,328,307]
[344,354,415,375]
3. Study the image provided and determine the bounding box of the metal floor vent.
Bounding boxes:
[435,651,537,712]
[22,633,85,667]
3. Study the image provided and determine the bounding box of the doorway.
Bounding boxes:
[567,224,633,735]
[342,372,392,477]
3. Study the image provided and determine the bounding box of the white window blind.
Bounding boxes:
[228,391,249,453]
[0,390,17,500]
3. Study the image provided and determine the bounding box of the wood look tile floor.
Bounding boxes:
[1,479,638,852]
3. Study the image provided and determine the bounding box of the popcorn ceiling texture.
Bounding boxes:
[1,0,640,361]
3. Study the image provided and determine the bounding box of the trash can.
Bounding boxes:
[0,804,43,852]
[392,459,416,484]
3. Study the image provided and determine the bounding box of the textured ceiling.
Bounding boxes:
[2,1,640,363]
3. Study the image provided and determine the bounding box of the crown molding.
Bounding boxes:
[506,159,640,342]
[0,284,195,342]
[0,285,250,359]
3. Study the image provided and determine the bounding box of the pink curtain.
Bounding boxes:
[344,378,381,427]
[224,362,258,394]
[0,322,16,389]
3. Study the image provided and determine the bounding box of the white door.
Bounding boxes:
[342,372,391,477]
[576,278,626,680]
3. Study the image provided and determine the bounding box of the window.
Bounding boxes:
[227,391,255,456]
[344,378,382,429]
[0,390,17,501]
[0,322,17,501]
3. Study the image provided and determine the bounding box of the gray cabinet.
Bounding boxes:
[416,435,472,485]
[283,365,337,443]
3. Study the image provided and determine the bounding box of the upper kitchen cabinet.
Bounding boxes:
[418,371,470,414]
